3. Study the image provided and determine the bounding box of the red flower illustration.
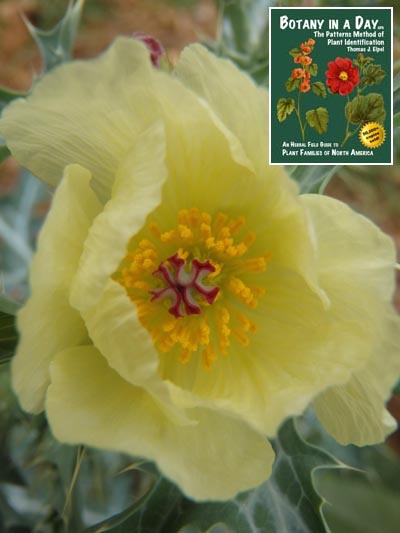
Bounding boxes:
[300,43,312,55]
[326,57,359,96]
[299,80,311,93]
[291,68,305,79]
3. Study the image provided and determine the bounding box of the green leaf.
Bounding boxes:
[305,107,329,134]
[165,419,341,533]
[361,64,386,86]
[87,475,182,533]
[210,1,269,85]
[286,165,338,194]
[277,98,295,122]
[312,81,327,98]
[288,47,301,58]
[317,469,400,533]
[285,77,300,92]
[218,2,249,54]
[0,311,18,363]
[395,113,400,128]
[345,93,386,125]
[22,0,85,72]
[352,53,374,69]
[306,62,318,77]
[0,295,21,316]
[0,144,11,163]
[0,87,28,104]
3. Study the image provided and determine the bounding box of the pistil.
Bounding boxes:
[150,253,219,318]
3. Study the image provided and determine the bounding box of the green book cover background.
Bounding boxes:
[269,7,392,165]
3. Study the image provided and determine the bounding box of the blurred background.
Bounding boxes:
[1,1,400,531]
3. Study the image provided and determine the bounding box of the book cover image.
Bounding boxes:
[269,7,393,165]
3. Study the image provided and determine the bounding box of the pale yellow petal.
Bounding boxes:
[160,265,345,437]
[160,195,399,438]
[46,346,275,501]
[175,43,268,172]
[313,314,400,445]
[0,39,255,202]
[300,194,399,445]
[0,38,156,198]
[67,122,189,423]
[12,164,102,413]
[70,121,167,313]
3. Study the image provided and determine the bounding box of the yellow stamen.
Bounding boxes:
[114,208,270,370]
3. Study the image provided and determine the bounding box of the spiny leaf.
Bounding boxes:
[163,418,343,533]
[277,98,295,122]
[85,476,181,533]
[305,107,329,134]
[22,0,86,72]
[317,468,400,532]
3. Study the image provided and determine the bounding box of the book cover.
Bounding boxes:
[269,7,393,165]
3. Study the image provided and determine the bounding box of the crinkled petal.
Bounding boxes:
[12,164,102,412]
[0,39,156,199]
[300,194,399,444]
[70,121,167,314]
[301,194,395,311]
[0,39,254,201]
[67,109,333,436]
[175,43,268,172]
[68,122,192,425]
[46,345,275,501]
[313,317,400,445]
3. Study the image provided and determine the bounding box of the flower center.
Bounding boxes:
[149,253,219,318]
[339,71,348,81]
[114,208,270,370]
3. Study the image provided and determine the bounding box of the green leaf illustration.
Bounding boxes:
[285,77,300,92]
[306,63,318,77]
[312,81,327,98]
[345,93,386,125]
[361,64,386,86]
[277,98,295,122]
[306,107,329,134]
[352,53,374,69]
[288,47,301,58]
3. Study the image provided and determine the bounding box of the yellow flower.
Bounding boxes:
[1,38,399,500]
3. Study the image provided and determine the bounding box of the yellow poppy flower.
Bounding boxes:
[1,38,399,501]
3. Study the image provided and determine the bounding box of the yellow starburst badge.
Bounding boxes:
[359,122,386,149]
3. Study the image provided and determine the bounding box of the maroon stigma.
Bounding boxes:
[149,254,219,318]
